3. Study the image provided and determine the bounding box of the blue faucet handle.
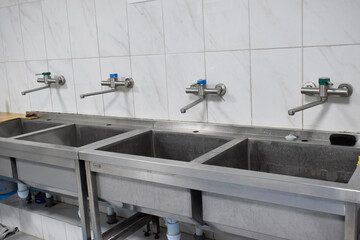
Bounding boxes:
[197,79,206,85]
[110,73,118,78]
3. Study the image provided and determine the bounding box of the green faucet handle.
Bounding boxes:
[42,72,51,76]
[319,78,330,85]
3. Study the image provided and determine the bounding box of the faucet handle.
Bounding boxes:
[110,73,118,79]
[319,77,331,85]
[35,72,51,76]
[197,79,206,85]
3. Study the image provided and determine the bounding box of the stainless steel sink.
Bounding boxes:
[17,124,130,147]
[0,118,61,138]
[98,130,231,162]
[203,138,360,183]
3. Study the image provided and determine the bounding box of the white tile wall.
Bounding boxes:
[303,45,360,132]
[303,0,360,46]
[6,62,30,114]
[48,59,77,113]
[66,0,99,58]
[250,0,302,49]
[19,2,47,60]
[127,0,164,55]
[25,61,53,112]
[204,0,249,51]
[132,55,168,119]
[206,51,251,125]
[0,204,20,229]
[41,216,67,240]
[0,0,359,132]
[166,53,206,122]
[42,0,72,59]
[0,6,24,61]
[73,58,104,115]
[19,210,43,239]
[100,57,134,117]
[251,48,302,129]
[0,63,10,112]
[163,0,204,53]
[95,0,129,57]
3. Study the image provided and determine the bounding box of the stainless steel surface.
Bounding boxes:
[180,97,205,113]
[80,76,134,98]
[0,112,360,240]
[98,130,231,162]
[203,138,360,183]
[102,212,153,240]
[181,81,226,113]
[80,89,117,98]
[289,79,353,115]
[22,73,65,95]
[288,98,327,115]
[0,118,61,138]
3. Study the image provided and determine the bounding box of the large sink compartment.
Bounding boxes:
[18,124,130,147]
[0,118,61,138]
[98,130,231,162]
[204,139,360,183]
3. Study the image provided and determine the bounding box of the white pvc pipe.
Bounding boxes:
[165,218,181,240]
[107,206,115,215]
[195,227,203,236]
[17,183,29,199]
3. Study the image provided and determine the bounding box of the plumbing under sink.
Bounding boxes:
[0,118,61,138]
[18,124,130,147]
[203,139,360,183]
[98,130,231,162]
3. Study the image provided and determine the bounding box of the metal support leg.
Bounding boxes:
[75,160,91,240]
[85,161,102,240]
[345,204,359,240]
[152,216,160,239]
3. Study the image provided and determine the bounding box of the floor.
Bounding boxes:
[5,228,195,240]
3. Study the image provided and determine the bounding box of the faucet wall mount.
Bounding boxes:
[21,72,66,95]
[288,77,353,115]
[80,73,134,99]
[180,80,226,113]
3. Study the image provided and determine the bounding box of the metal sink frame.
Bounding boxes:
[0,112,360,240]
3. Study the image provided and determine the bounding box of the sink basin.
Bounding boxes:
[98,130,231,162]
[0,119,61,138]
[204,139,360,183]
[18,124,130,147]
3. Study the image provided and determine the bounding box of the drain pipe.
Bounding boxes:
[17,183,29,199]
[194,227,205,240]
[106,206,118,224]
[165,218,181,240]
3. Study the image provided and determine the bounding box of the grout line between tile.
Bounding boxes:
[160,0,170,121]
[93,0,105,117]
[65,0,79,114]
[248,0,253,126]
[125,0,136,119]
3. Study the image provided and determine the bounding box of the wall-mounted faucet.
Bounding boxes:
[288,78,353,115]
[80,73,134,99]
[21,72,65,95]
[180,79,226,113]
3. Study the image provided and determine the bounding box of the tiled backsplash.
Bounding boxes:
[0,0,359,132]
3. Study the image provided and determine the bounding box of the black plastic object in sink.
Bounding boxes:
[204,139,360,183]
[98,130,231,162]
[0,119,61,138]
[18,124,130,147]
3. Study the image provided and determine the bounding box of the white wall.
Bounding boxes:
[0,0,359,132]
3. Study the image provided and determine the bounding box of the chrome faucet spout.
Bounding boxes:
[21,85,50,95]
[180,97,205,113]
[288,98,327,116]
[80,89,117,99]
